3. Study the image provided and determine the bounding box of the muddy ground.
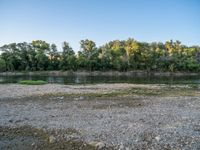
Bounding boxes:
[0,84,200,150]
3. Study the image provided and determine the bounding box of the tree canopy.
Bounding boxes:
[0,39,200,72]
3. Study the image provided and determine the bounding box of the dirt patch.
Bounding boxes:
[0,126,108,150]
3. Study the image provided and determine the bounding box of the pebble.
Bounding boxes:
[31,142,35,146]
[95,142,106,149]
[8,119,13,123]
[74,96,84,100]
[58,96,64,100]
[119,143,124,149]
[1,84,200,149]
[79,96,84,100]
[89,141,106,149]
[49,135,56,143]
[155,136,161,142]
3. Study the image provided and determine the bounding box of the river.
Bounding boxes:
[0,74,200,84]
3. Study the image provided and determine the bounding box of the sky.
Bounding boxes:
[0,0,200,51]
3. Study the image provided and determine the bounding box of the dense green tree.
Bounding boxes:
[98,46,112,71]
[0,43,21,71]
[16,42,32,71]
[48,44,60,70]
[78,39,99,71]
[104,40,129,71]
[60,42,77,71]
[0,39,200,72]
[32,40,50,71]
[0,57,6,72]
[124,38,140,69]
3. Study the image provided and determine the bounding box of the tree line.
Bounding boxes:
[0,39,200,72]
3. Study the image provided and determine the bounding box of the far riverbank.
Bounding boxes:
[0,70,199,77]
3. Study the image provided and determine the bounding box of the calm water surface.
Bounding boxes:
[0,75,200,84]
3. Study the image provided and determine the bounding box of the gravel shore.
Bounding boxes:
[0,83,160,99]
[0,84,200,149]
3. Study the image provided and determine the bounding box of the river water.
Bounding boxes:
[0,75,200,84]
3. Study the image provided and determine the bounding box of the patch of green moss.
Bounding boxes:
[18,80,47,85]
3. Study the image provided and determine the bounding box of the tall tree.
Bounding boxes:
[78,39,99,71]
[32,40,50,71]
[48,44,60,70]
[124,38,140,69]
[60,42,77,71]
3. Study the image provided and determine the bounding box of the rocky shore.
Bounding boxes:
[0,84,200,149]
[0,83,160,99]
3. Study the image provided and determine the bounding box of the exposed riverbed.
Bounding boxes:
[0,84,200,149]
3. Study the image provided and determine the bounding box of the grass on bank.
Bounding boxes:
[0,126,98,150]
[41,84,199,99]
[18,80,47,85]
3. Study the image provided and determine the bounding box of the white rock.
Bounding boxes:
[119,143,124,149]
[31,142,35,146]
[89,141,105,149]
[95,142,106,149]
[88,141,97,146]
[155,135,161,142]
[58,96,64,100]
[74,97,79,100]
[79,96,84,100]
[49,135,56,143]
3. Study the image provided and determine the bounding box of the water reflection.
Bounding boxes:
[0,74,200,85]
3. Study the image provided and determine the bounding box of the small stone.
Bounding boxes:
[0,133,5,136]
[79,96,84,100]
[31,142,35,146]
[66,134,79,140]
[8,119,13,123]
[119,143,124,150]
[155,136,161,142]
[95,142,106,149]
[15,120,22,123]
[58,96,64,100]
[49,135,56,143]
[89,141,105,150]
[193,125,200,131]
[89,141,97,146]
[24,117,29,120]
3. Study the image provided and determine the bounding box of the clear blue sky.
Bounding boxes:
[0,0,200,51]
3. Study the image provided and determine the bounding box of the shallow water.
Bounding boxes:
[0,75,200,84]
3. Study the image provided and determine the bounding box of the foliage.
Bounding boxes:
[0,57,6,72]
[0,39,200,72]
[78,39,99,71]
[60,42,77,71]
[48,44,60,70]
[18,80,47,85]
